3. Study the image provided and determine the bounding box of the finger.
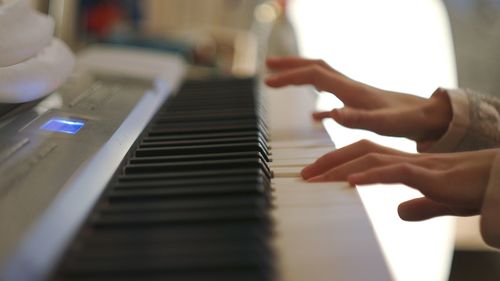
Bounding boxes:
[325,108,393,134]
[312,110,334,121]
[265,64,337,92]
[331,107,431,140]
[301,140,411,180]
[398,197,456,221]
[266,57,332,71]
[347,163,459,205]
[312,107,412,139]
[398,197,478,221]
[308,153,419,182]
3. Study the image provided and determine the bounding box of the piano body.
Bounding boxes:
[0,35,391,281]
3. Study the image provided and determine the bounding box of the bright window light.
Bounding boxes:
[288,1,457,281]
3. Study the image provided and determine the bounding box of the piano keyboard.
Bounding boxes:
[51,78,275,281]
[0,48,392,281]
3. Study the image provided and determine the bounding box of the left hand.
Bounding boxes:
[265,57,452,149]
[302,140,500,221]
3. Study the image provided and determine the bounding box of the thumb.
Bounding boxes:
[312,110,334,121]
[398,197,478,221]
[311,108,378,130]
[330,107,382,131]
[331,107,419,138]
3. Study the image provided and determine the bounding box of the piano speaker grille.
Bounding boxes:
[51,78,275,281]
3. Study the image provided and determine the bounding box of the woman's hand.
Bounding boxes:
[265,57,453,148]
[302,139,499,221]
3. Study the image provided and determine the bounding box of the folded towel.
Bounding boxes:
[0,0,74,103]
[0,38,75,103]
[0,0,54,67]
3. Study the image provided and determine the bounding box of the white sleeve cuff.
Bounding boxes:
[424,88,471,153]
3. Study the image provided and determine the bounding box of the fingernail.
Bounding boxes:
[308,175,325,182]
[301,165,314,178]
[264,77,275,86]
[331,108,343,118]
[347,173,361,185]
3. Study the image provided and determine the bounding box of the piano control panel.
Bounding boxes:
[0,59,181,271]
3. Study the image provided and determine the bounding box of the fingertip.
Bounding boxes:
[330,108,341,118]
[312,111,335,121]
[264,76,279,87]
[301,165,315,179]
[396,202,421,221]
[347,173,362,186]
[266,56,278,63]
[265,58,274,67]
[397,206,421,221]
[330,108,350,123]
[307,175,326,183]
[397,198,445,221]
[264,77,272,86]
[266,57,283,68]
[311,112,322,121]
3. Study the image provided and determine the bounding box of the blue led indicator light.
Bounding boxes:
[40,118,85,135]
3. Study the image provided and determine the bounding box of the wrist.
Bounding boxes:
[422,88,453,142]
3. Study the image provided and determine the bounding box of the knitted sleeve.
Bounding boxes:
[423,88,500,153]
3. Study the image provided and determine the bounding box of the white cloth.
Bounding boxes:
[0,0,74,103]
[0,38,74,103]
[0,0,54,66]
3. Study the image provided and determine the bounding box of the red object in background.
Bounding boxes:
[278,0,287,11]
[85,2,123,38]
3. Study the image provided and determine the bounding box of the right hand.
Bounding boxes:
[265,57,453,149]
[301,139,500,222]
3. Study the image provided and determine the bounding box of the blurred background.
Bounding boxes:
[19,0,500,95]
[10,0,500,280]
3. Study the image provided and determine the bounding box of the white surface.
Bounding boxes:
[0,0,54,66]
[0,0,73,104]
[288,1,457,281]
[77,46,185,91]
[0,38,74,103]
[267,78,391,280]
[0,49,186,281]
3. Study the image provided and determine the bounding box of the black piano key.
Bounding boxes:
[107,184,267,202]
[113,175,268,189]
[123,158,272,178]
[62,255,270,276]
[153,112,258,122]
[100,196,270,213]
[60,270,272,281]
[142,131,267,142]
[139,136,269,149]
[117,168,268,182]
[128,151,269,164]
[148,123,268,137]
[134,142,271,162]
[72,240,271,259]
[155,107,260,118]
[52,77,274,281]
[84,223,270,242]
[91,208,269,227]
[151,118,262,128]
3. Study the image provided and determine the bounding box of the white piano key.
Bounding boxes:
[271,167,303,178]
[270,158,316,168]
[272,179,392,281]
[271,147,333,160]
[270,139,333,149]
